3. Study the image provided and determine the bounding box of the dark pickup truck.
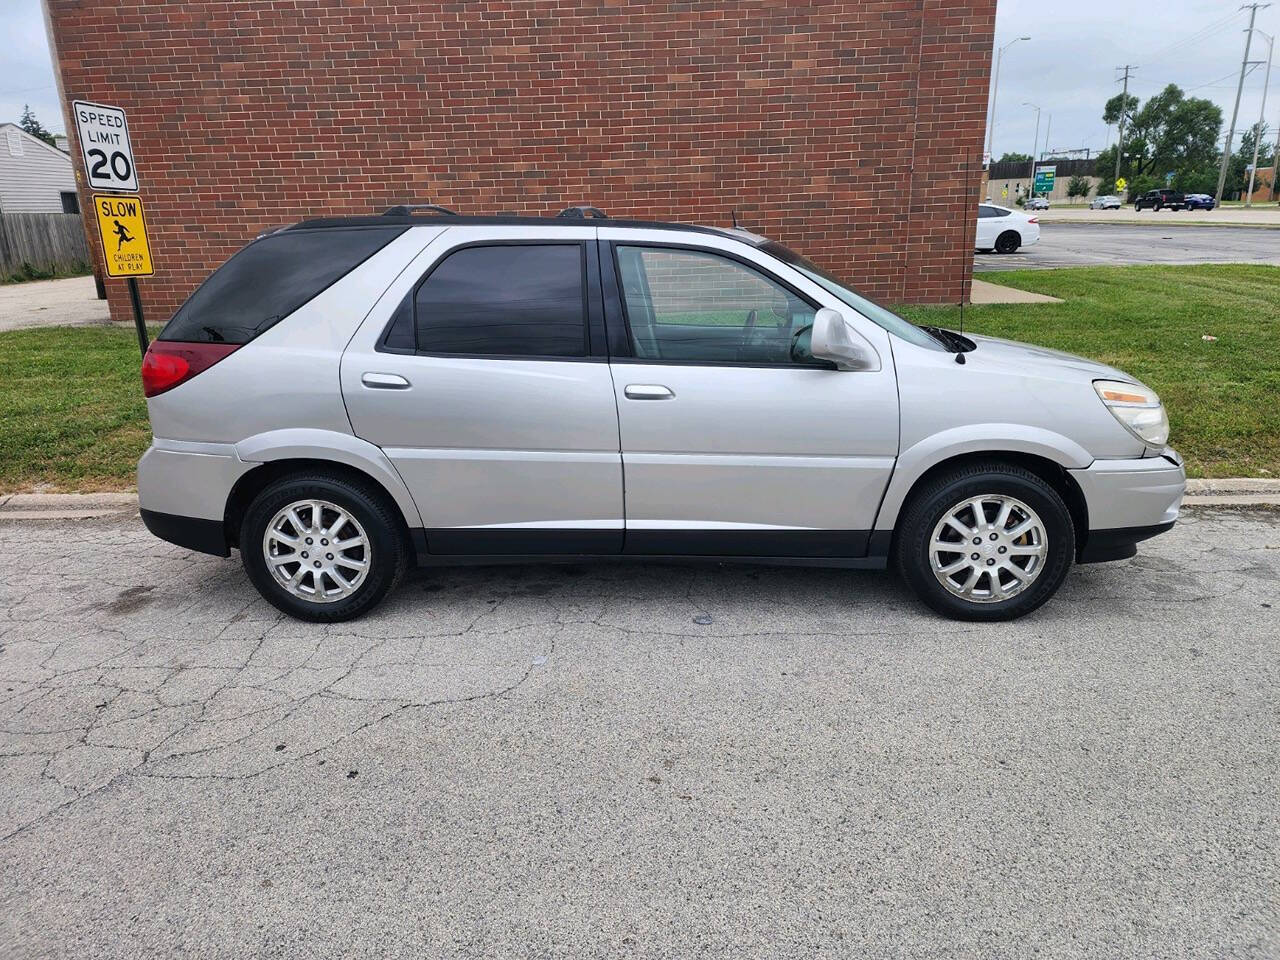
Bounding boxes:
[1133,189,1185,211]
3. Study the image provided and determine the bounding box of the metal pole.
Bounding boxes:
[1042,114,1052,161]
[127,277,148,356]
[986,37,1030,165]
[1216,4,1268,206]
[1114,66,1135,188]
[1026,103,1041,197]
[1247,32,1273,206]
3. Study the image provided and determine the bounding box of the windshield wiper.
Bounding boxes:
[918,325,975,353]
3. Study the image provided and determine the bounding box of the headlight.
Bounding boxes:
[1094,379,1169,447]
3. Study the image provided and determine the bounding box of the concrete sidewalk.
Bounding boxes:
[970,279,1064,304]
[0,276,111,332]
[1035,205,1280,228]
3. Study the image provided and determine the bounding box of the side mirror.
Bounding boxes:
[810,308,880,371]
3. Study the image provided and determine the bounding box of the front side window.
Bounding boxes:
[414,244,586,358]
[615,246,818,365]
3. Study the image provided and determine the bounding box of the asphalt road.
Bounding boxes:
[975,222,1280,272]
[1,508,1277,958]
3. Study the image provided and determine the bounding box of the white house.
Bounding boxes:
[0,123,79,214]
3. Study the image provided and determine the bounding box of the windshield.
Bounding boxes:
[760,241,945,350]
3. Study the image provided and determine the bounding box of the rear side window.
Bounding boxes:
[161,227,404,344]
[413,244,587,357]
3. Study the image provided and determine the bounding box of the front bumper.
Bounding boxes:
[1069,450,1185,563]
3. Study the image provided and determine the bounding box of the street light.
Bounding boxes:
[1246,30,1273,207]
[987,36,1031,164]
[1023,101,1042,197]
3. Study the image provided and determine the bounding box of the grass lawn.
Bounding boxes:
[0,263,1275,491]
[0,325,157,491]
[900,264,1280,478]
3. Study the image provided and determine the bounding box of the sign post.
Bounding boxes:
[75,100,151,356]
[92,194,154,353]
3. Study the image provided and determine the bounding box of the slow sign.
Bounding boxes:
[93,194,153,277]
[73,100,138,192]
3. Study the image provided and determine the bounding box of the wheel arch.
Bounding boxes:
[875,428,1092,539]
[226,430,423,548]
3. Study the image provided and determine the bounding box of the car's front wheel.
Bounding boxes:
[240,473,409,622]
[994,231,1021,254]
[894,462,1076,621]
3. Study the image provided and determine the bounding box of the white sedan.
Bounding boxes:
[1090,195,1122,210]
[976,203,1041,254]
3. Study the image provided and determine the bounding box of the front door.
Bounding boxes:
[603,238,899,557]
[342,231,623,554]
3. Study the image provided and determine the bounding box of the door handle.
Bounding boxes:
[361,372,411,390]
[624,384,675,400]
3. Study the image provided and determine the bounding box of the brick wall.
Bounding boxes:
[46,0,995,323]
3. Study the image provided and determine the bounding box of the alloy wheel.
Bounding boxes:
[262,499,371,603]
[929,494,1048,603]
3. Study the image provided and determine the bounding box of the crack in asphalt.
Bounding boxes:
[1,508,1277,844]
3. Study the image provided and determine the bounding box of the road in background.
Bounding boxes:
[976,223,1280,272]
[1,508,1276,957]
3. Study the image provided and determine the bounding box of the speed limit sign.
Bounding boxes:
[72,100,138,192]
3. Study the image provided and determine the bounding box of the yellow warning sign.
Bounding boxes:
[93,194,153,277]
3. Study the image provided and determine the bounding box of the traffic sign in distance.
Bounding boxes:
[93,194,153,277]
[1116,177,1128,191]
[73,101,138,192]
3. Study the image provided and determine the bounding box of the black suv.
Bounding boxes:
[1133,189,1185,211]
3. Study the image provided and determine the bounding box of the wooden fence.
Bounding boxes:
[0,212,92,275]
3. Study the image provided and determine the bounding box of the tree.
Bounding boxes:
[1096,84,1222,192]
[18,105,56,147]
[996,151,1033,165]
[1067,174,1091,200]
[1228,121,1274,199]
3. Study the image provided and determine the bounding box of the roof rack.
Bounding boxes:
[556,205,608,219]
[382,204,458,217]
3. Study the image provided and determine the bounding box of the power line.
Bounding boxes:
[1137,9,1248,67]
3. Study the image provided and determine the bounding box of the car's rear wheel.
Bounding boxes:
[994,231,1021,255]
[894,462,1076,621]
[240,473,409,622]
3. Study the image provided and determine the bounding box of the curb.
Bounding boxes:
[2,482,1280,521]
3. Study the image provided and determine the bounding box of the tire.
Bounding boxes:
[894,462,1076,622]
[240,472,409,622]
[994,231,1020,255]
[1153,202,1162,212]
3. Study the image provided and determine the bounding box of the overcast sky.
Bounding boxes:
[3,0,1277,160]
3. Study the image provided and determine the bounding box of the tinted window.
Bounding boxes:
[162,227,403,344]
[978,205,1000,218]
[615,246,819,365]
[414,245,586,357]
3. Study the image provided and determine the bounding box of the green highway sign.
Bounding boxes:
[1032,165,1056,195]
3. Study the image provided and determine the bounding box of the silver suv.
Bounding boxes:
[137,206,1184,622]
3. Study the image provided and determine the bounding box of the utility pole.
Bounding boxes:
[1216,4,1270,206]
[987,36,1031,165]
[1024,101,1042,196]
[1114,65,1136,187]
[1246,31,1273,206]
[1042,114,1052,160]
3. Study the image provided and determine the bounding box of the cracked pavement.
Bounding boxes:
[0,508,1276,958]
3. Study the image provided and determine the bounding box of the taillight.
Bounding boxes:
[141,341,240,397]
[1027,217,1039,223]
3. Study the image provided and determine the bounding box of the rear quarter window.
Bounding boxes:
[160,226,405,344]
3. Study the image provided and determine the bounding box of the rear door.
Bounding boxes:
[341,226,624,555]
[976,205,1002,248]
[600,229,899,557]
